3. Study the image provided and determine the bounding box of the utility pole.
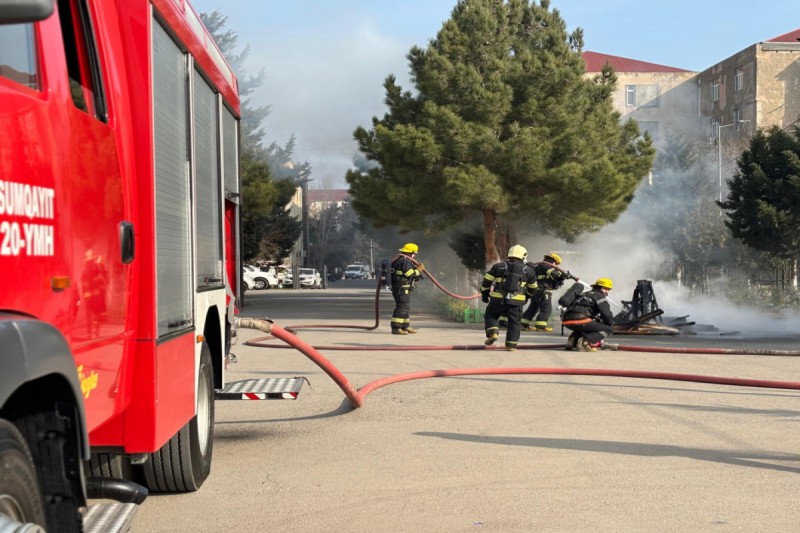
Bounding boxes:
[369,238,374,276]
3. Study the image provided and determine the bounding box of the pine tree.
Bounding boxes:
[721,125,800,288]
[347,0,654,265]
[721,125,800,259]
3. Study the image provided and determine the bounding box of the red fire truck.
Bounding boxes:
[0,1,302,531]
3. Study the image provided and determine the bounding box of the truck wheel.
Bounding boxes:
[0,418,46,532]
[254,277,269,290]
[143,342,215,492]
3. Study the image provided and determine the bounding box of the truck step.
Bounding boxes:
[216,377,304,400]
[83,502,138,533]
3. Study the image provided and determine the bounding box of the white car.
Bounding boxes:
[242,265,279,290]
[283,268,323,289]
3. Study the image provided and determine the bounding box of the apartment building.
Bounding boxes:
[583,51,698,146]
[583,28,800,147]
[698,28,800,141]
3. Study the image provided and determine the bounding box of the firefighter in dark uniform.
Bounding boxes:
[559,277,615,351]
[521,253,572,332]
[481,245,538,351]
[390,243,424,335]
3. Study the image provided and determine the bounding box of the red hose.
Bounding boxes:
[421,269,480,300]
[357,367,800,405]
[613,344,800,356]
[238,318,800,410]
[238,318,362,407]
[238,266,800,410]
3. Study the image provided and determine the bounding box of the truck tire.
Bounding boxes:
[253,277,270,290]
[14,407,83,532]
[0,418,46,532]
[142,342,215,492]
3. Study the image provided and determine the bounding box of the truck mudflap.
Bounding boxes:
[83,503,138,533]
[216,377,305,400]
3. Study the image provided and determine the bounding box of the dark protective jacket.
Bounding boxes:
[529,261,568,291]
[561,283,614,326]
[480,259,538,305]
[390,254,422,292]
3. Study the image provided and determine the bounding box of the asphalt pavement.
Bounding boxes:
[132,279,800,532]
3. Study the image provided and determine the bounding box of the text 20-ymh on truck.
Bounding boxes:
[0,1,303,531]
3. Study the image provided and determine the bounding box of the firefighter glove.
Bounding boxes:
[416,263,425,273]
[481,292,490,303]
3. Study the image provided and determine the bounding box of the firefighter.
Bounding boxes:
[390,243,425,335]
[481,245,538,351]
[559,277,615,351]
[521,253,573,332]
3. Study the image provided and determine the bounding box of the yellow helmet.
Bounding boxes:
[507,245,528,261]
[545,253,562,265]
[594,278,613,290]
[399,243,419,254]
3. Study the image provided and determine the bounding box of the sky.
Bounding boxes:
[191,0,800,188]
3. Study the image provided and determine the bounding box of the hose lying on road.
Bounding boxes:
[237,318,800,410]
[246,334,800,357]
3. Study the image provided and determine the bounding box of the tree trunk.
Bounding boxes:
[482,209,499,267]
[495,220,515,261]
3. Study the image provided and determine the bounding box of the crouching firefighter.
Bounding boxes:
[481,245,538,351]
[559,278,615,351]
[390,243,425,335]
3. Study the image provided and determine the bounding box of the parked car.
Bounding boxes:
[343,264,371,279]
[242,264,279,290]
[282,268,323,289]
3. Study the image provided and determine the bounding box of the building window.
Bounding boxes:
[734,108,742,130]
[734,68,743,92]
[625,84,659,108]
[711,116,720,139]
[711,79,719,102]
[626,85,636,106]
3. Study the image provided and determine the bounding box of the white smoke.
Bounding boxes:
[517,199,799,336]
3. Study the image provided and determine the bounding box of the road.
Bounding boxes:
[133,280,800,532]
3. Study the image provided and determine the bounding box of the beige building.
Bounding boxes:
[698,28,800,142]
[583,28,800,147]
[583,51,698,145]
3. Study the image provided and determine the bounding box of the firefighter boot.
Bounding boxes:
[405,327,418,334]
[392,329,408,335]
[535,325,554,332]
[484,333,499,346]
[577,338,597,352]
[565,332,580,351]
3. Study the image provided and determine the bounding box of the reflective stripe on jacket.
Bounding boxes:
[480,260,538,303]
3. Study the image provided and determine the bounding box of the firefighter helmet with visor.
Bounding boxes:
[594,278,613,290]
[399,243,419,254]
[544,253,562,265]
[507,245,528,261]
